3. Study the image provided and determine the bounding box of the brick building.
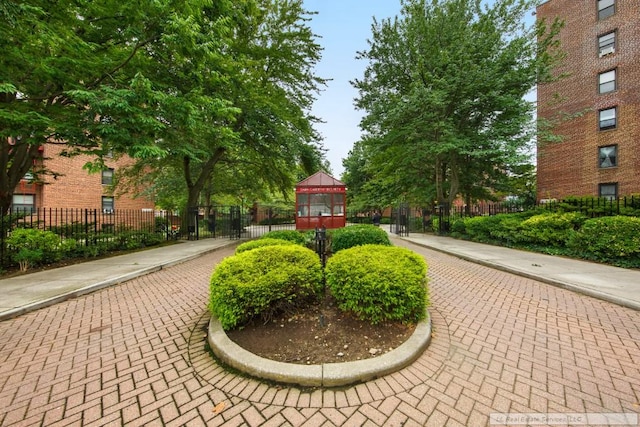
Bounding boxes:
[13,142,154,212]
[536,0,640,201]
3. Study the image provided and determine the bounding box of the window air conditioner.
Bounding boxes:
[599,46,615,57]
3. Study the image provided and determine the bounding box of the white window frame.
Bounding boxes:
[12,194,35,213]
[599,69,616,94]
[102,168,114,185]
[598,107,617,130]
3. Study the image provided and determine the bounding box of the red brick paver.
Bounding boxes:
[1,239,639,426]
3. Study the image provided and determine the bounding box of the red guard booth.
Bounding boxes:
[295,171,346,230]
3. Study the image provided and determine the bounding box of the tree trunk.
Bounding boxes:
[183,147,226,236]
[447,154,459,206]
[435,155,444,205]
[0,138,42,215]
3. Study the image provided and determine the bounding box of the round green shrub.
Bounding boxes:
[260,230,306,245]
[209,245,323,330]
[6,228,63,270]
[330,224,391,253]
[235,237,297,254]
[325,245,428,324]
[568,216,640,260]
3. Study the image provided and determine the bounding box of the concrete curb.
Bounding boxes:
[207,310,432,387]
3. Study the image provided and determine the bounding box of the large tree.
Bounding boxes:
[0,0,195,214]
[350,0,562,207]
[114,0,327,210]
[1,0,326,215]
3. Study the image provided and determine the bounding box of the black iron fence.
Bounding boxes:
[182,205,295,240]
[347,196,640,236]
[436,195,640,233]
[0,205,301,270]
[4,196,635,268]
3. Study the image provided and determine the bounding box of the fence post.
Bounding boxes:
[84,209,89,247]
[230,206,241,239]
[315,226,327,268]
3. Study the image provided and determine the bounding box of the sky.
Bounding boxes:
[302,1,537,180]
[303,1,403,180]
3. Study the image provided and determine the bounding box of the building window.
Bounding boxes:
[597,0,615,20]
[599,183,617,200]
[598,107,617,130]
[598,69,616,94]
[598,145,617,168]
[12,194,35,213]
[102,196,115,213]
[598,31,616,57]
[102,168,114,185]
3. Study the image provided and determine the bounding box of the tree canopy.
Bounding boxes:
[0,0,327,214]
[345,0,563,210]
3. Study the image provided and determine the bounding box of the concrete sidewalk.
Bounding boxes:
[0,237,238,321]
[1,232,639,322]
[397,233,640,311]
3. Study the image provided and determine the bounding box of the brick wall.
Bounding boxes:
[536,0,640,200]
[34,144,155,211]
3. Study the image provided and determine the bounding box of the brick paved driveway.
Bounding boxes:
[1,240,639,426]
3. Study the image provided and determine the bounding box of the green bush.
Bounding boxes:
[325,245,428,324]
[209,245,323,330]
[463,215,505,242]
[79,242,111,258]
[59,238,80,258]
[519,212,586,247]
[462,212,542,245]
[6,228,63,271]
[568,216,640,260]
[450,218,466,234]
[235,238,297,254]
[488,215,526,245]
[330,224,391,253]
[260,230,307,245]
[431,217,440,233]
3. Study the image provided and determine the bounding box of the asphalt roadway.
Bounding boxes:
[0,232,639,426]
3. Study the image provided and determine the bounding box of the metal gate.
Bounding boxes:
[391,203,410,237]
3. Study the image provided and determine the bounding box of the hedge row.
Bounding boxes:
[452,212,640,266]
[4,227,164,272]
